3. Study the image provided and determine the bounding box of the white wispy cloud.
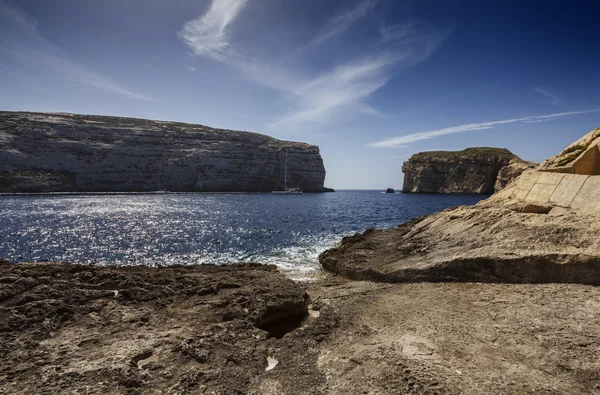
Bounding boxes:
[381,20,423,44]
[179,0,446,126]
[369,109,600,148]
[271,54,396,125]
[535,87,565,108]
[0,1,153,101]
[306,0,376,48]
[178,0,249,61]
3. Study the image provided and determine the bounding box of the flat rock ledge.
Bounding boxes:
[319,204,600,284]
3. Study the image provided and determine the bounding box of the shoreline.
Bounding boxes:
[0,191,333,196]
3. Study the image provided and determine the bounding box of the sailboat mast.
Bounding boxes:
[284,149,288,190]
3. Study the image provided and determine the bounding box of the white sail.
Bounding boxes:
[272,148,303,194]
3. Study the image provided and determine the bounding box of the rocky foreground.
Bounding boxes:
[0,112,326,193]
[2,261,599,395]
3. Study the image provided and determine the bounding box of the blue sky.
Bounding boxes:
[1,0,600,189]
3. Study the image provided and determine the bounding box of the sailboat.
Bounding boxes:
[155,163,168,193]
[272,149,303,195]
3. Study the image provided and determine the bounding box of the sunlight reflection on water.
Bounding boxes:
[0,191,486,279]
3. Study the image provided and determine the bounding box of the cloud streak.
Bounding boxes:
[271,54,396,125]
[369,109,600,148]
[179,0,447,126]
[0,1,152,101]
[306,0,376,48]
[535,87,565,108]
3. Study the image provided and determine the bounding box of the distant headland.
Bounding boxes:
[0,111,332,193]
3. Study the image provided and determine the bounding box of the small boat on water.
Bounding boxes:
[272,149,303,195]
[154,162,169,193]
[272,187,303,195]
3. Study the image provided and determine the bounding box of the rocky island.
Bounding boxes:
[402,147,531,194]
[0,112,327,193]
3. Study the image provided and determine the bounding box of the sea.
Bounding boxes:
[0,191,486,280]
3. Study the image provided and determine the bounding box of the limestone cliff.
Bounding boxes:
[494,159,538,192]
[402,147,518,194]
[0,112,326,192]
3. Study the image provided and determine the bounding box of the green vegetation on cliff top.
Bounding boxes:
[409,147,517,161]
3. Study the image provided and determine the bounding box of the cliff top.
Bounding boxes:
[408,147,518,161]
[0,111,316,150]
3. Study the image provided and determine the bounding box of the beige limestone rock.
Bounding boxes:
[549,174,588,206]
[494,159,538,192]
[539,127,600,174]
[319,204,600,284]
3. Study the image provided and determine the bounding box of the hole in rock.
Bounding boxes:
[255,304,309,339]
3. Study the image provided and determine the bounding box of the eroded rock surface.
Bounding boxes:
[0,262,336,394]
[319,204,600,284]
[2,262,599,394]
[0,112,326,192]
[494,159,538,191]
[539,127,600,174]
[402,147,519,194]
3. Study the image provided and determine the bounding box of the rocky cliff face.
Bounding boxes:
[402,147,519,194]
[0,112,326,192]
[494,159,538,192]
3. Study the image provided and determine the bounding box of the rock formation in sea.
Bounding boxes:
[320,127,600,284]
[0,111,327,193]
[401,147,520,194]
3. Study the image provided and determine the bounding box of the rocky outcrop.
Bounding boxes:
[402,147,518,194]
[319,204,600,284]
[539,127,600,174]
[494,159,538,191]
[321,127,600,285]
[0,111,326,192]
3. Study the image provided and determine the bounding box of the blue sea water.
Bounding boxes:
[0,191,486,279]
